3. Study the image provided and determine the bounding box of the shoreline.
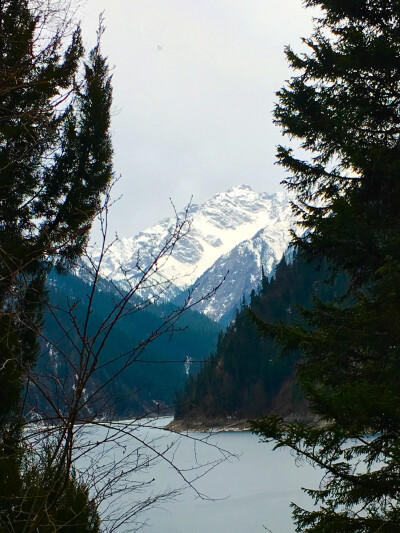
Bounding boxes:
[165,411,318,433]
[165,417,251,433]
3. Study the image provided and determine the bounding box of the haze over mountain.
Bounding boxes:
[95,185,294,322]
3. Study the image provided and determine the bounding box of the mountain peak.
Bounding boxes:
[94,185,294,321]
[226,184,253,194]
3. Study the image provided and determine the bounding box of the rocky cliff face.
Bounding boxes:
[179,223,292,323]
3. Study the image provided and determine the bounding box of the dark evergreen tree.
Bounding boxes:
[251,1,400,531]
[260,265,269,295]
[0,1,112,529]
[0,3,112,420]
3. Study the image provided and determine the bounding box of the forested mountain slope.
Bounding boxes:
[32,272,220,418]
[175,254,347,422]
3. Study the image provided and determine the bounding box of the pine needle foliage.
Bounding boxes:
[251,1,400,531]
[0,1,112,529]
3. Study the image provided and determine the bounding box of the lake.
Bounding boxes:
[77,418,322,533]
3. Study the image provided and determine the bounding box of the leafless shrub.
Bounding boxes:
[17,190,231,532]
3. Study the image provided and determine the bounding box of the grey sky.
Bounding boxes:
[80,1,315,239]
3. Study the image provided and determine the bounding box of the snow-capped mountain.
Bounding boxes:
[95,185,294,321]
[179,224,292,323]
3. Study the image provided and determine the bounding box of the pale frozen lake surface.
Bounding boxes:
[80,419,322,533]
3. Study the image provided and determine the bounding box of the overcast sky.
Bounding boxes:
[80,1,316,239]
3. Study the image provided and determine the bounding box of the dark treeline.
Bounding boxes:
[175,253,347,420]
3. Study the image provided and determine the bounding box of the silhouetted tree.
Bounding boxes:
[0,1,112,529]
[252,1,400,531]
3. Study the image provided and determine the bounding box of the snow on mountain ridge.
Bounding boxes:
[177,219,293,323]
[95,185,294,311]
